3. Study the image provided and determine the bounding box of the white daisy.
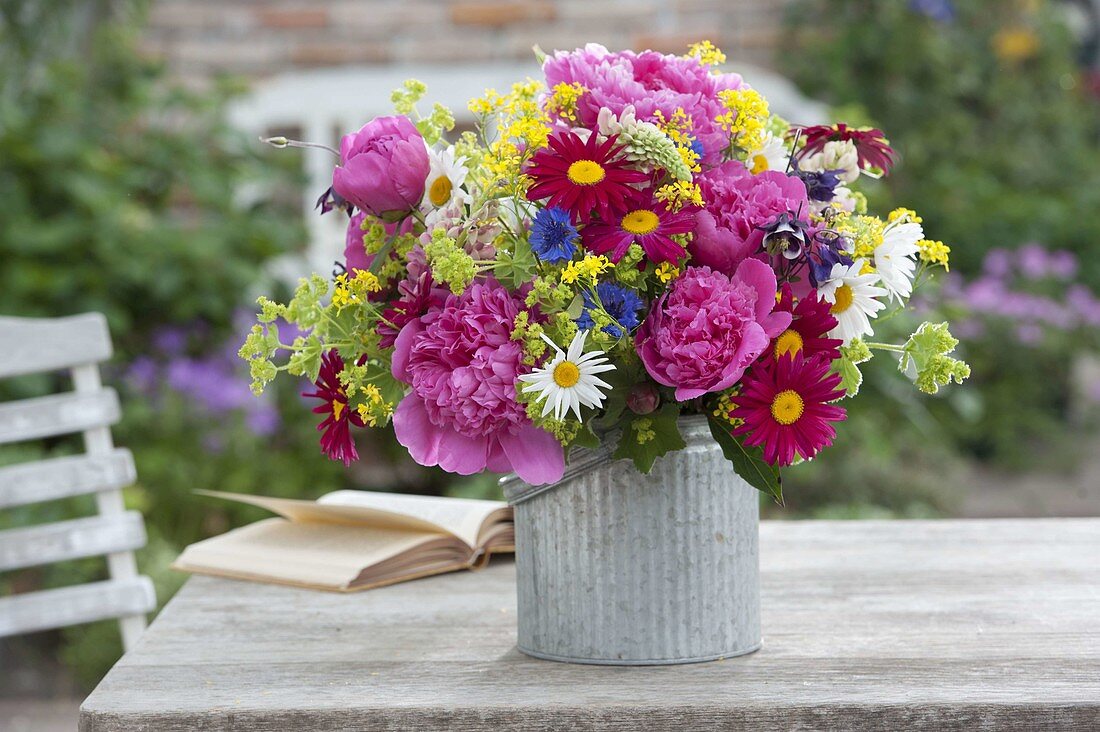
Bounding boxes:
[519,331,616,422]
[874,220,923,302]
[818,261,888,343]
[423,145,470,210]
[746,133,791,175]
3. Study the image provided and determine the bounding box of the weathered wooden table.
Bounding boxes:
[80,519,1100,731]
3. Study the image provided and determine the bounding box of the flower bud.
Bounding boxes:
[627,383,659,415]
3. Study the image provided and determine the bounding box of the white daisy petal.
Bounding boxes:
[518,330,617,424]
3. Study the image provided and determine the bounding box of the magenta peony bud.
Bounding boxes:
[332,116,430,218]
[626,383,660,415]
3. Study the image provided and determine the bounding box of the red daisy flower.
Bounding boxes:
[769,284,843,363]
[581,188,697,264]
[302,350,364,466]
[730,352,847,467]
[525,131,649,222]
[795,123,896,175]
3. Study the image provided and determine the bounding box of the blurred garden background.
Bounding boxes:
[3,0,1100,725]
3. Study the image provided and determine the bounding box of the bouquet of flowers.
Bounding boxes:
[241,42,969,502]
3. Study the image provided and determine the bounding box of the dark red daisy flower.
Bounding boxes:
[794,123,896,175]
[525,131,649,222]
[581,188,697,264]
[302,350,364,466]
[769,284,843,363]
[730,352,847,467]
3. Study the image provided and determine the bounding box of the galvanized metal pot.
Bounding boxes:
[501,415,761,665]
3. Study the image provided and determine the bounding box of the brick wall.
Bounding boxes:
[140,0,790,86]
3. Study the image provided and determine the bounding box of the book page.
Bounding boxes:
[319,490,510,549]
[196,489,455,538]
[172,518,460,590]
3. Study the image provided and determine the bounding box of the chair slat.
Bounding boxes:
[0,388,120,445]
[0,313,113,378]
[0,511,147,571]
[0,577,155,638]
[0,449,136,509]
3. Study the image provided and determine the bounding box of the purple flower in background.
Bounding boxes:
[125,356,159,394]
[982,248,1013,279]
[909,0,955,22]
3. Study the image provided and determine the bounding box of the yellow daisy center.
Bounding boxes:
[552,360,581,388]
[770,389,805,426]
[567,159,606,186]
[750,153,769,174]
[774,329,804,359]
[428,175,452,206]
[621,209,660,236]
[830,284,854,314]
[332,400,345,421]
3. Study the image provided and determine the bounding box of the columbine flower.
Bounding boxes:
[796,124,896,176]
[731,352,847,467]
[575,281,644,338]
[874,220,923,302]
[529,206,579,263]
[525,130,649,222]
[581,189,697,263]
[746,133,790,175]
[770,285,843,363]
[423,145,470,210]
[302,350,364,466]
[519,331,616,421]
[818,260,889,343]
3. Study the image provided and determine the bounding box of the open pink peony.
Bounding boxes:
[542,44,744,165]
[689,161,810,276]
[391,280,565,484]
[635,261,792,401]
[332,115,430,218]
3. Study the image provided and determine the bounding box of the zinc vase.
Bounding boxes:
[500,415,761,665]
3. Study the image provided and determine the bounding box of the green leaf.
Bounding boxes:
[570,423,601,451]
[612,403,686,473]
[707,416,783,505]
[495,235,537,289]
[565,294,585,319]
[832,354,865,397]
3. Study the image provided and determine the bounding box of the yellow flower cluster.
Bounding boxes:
[654,108,701,173]
[715,88,769,153]
[888,207,922,224]
[833,212,886,259]
[468,80,551,192]
[655,261,680,284]
[561,254,612,285]
[354,384,393,427]
[331,271,382,310]
[545,82,586,122]
[686,40,726,67]
[656,180,704,212]
[918,239,951,270]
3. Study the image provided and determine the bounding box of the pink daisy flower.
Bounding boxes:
[525,131,649,222]
[769,284,843,363]
[582,189,697,264]
[730,353,847,467]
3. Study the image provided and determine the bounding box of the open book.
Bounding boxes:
[172,490,513,592]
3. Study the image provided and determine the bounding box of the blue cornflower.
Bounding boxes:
[575,282,644,339]
[529,206,579,263]
[688,138,705,161]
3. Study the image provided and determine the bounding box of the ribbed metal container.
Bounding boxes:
[501,415,761,665]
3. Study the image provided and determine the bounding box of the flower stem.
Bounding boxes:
[864,341,905,353]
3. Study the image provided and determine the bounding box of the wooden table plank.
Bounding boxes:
[79,519,1100,731]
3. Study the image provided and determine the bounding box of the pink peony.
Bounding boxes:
[635,261,792,401]
[542,44,744,165]
[688,161,809,276]
[332,116,429,218]
[391,281,564,484]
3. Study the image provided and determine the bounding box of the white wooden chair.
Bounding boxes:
[0,313,155,651]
